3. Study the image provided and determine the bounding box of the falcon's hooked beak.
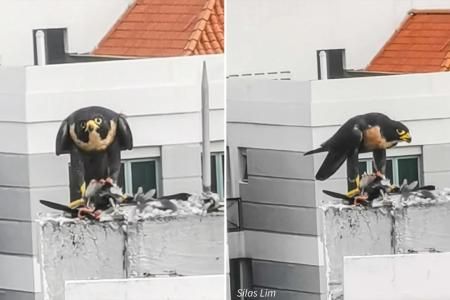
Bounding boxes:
[399,131,411,143]
[85,120,100,132]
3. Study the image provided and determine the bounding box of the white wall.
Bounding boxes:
[0,55,225,299]
[227,0,450,80]
[344,253,450,300]
[0,54,225,154]
[227,71,450,196]
[65,276,225,300]
[0,0,133,66]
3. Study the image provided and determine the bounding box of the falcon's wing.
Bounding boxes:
[116,114,133,150]
[315,125,363,181]
[55,118,72,155]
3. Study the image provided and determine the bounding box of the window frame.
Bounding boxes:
[238,147,248,183]
[121,157,162,197]
[358,155,422,186]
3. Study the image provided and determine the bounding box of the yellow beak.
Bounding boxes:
[85,120,99,132]
[400,132,411,143]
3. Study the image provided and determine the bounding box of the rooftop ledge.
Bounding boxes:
[37,202,224,300]
[227,71,450,128]
[322,190,450,299]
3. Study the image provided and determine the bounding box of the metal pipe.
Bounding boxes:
[201,61,211,193]
[319,50,328,80]
[36,30,47,65]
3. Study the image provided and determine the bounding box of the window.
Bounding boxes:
[316,49,346,79]
[33,28,68,65]
[118,158,161,196]
[211,152,224,199]
[227,197,241,232]
[358,156,421,185]
[239,148,248,182]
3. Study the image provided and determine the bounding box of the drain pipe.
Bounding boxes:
[319,50,328,80]
[201,61,211,193]
[35,30,47,65]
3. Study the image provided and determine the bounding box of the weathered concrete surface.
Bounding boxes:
[395,201,450,254]
[39,213,224,300]
[127,215,224,277]
[322,206,393,300]
[40,221,125,300]
[322,193,450,300]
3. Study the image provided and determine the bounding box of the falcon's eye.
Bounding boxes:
[94,117,102,125]
[396,129,406,135]
[80,121,86,129]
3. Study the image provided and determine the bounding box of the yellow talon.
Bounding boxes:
[68,199,86,209]
[346,175,361,197]
[68,183,87,208]
[80,182,86,198]
[346,188,360,198]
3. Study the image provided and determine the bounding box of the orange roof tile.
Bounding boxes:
[93,0,224,58]
[367,10,450,73]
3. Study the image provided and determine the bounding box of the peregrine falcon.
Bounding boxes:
[56,106,133,203]
[304,113,411,196]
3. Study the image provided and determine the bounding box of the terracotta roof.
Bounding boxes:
[93,0,224,57]
[367,10,450,73]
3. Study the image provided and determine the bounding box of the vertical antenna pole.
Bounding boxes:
[201,61,211,193]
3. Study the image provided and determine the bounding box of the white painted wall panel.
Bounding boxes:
[227,79,312,126]
[210,110,225,142]
[0,254,38,292]
[423,171,450,188]
[0,67,26,92]
[246,176,317,207]
[244,230,324,266]
[25,55,222,92]
[65,276,225,300]
[25,85,200,122]
[162,144,201,179]
[162,177,202,195]
[310,74,450,126]
[0,187,32,221]
[227,123,312,152]
[0,153,30,186]
[247,149,315,180]
[0,93,26,122]
[423,144,450,173]
[228,232,246,259]
[0,220,33,255]
[344,253,450,300]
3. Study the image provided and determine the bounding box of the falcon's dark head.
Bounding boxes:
[385,119,411,143]
[56,106,133,155]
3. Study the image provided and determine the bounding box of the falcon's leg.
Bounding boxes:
[69,149,86,205]
[373,149,386,177]
[346,149,360,198]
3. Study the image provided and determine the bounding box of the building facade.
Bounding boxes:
[227,72,450,299]
[0,54,224,299]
